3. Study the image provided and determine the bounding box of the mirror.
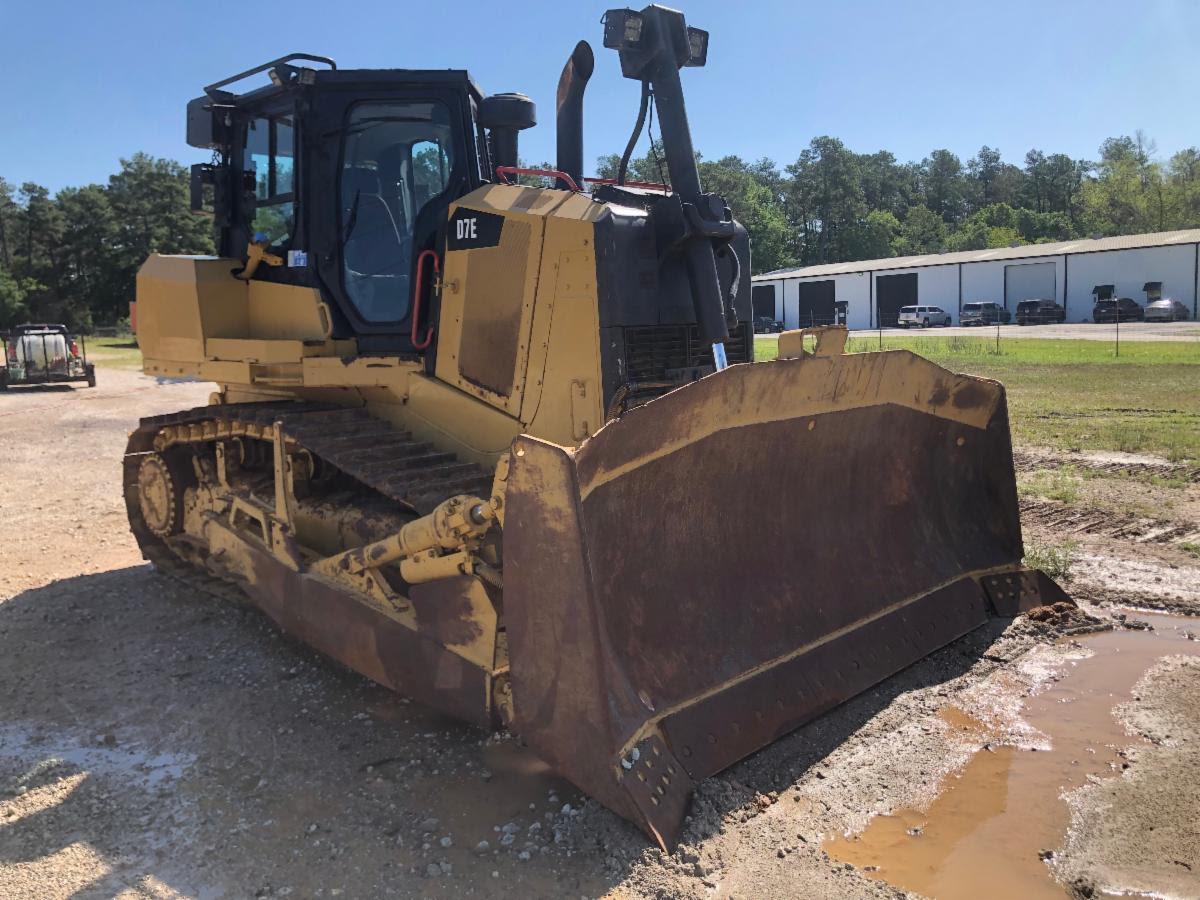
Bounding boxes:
[189,163,215,217]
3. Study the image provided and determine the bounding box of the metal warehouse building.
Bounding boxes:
[751,228,1200,329]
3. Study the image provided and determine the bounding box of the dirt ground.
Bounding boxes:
[1055,654,1200,898]
[1,367,1198,899]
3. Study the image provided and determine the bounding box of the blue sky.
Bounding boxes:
[4,0,1198,193]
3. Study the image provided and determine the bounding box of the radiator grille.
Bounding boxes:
[624,322,752,382]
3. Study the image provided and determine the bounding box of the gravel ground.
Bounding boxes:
[1,367,1198,898]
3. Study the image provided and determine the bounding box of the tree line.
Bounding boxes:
[0,154,213,331]
[598,131,1200,274]
[3,133,1199,330]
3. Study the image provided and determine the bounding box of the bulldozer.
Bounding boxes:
[126,5,1068,849]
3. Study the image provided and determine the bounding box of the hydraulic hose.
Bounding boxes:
[617,81,651,186]
[722,244,742,327]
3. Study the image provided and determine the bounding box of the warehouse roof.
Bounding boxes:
[753,228,1200,281]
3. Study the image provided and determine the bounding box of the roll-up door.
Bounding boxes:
[752,284,777,319]
[1004,262,1056,308]
[875,273,918,328]
[796,280,836,326]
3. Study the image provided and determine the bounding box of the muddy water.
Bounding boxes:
[825,612,1200,899]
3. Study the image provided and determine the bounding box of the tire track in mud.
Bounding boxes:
[1013,449,1200,484]
[1019,497,1200,546]
[1019,492,1200,615]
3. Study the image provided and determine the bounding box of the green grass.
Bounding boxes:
[754,335,1200,464]
[1180,542,1200,561]
[1017,465,1173,518]
[1017,468,1082,504]
[1077,465,1191,491]
[1018,461,1190,501]
[754,333,1200,365]
[1022,540,1079,582]
[87,336,142,369]
[78,329,1200,463]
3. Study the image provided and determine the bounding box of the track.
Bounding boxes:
[122,400,495,594]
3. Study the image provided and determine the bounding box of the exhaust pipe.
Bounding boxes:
[555,41,594,190]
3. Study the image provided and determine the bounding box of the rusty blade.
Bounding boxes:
[501,350,1065,848]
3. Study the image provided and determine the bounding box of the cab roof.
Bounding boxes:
[204,53,484,106]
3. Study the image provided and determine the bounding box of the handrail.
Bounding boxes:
[204,53,337,97]
[585,176,669,192]
[495,166,580,192]
[411,250,439,350]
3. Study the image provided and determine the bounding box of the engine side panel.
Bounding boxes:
[431,185,608,446]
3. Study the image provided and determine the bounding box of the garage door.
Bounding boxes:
[1005,262,1056,307]
[797,280,836,326]
[876,273,917,328]
[752,284,777,320]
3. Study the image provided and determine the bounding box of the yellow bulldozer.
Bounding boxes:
[126,5,1067,849]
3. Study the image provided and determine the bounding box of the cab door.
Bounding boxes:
[305,80,485,349]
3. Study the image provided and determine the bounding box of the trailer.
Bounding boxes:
[1,324,96,391]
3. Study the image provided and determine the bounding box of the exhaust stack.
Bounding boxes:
[556,41,594,190]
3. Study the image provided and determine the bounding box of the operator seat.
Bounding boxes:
[340,166,410,321]
[375,144,411,236]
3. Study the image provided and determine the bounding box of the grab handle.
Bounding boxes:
[412,249,440,350]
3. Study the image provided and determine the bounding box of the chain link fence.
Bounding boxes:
[754,320,1200,362]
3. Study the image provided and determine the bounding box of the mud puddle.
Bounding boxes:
[825,611,1200,899]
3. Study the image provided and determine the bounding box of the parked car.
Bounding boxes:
[960,301,1011,326]
[1,323,96,391]
[1015,299,1065,325]
[1142,298,1190,322]
[897,305,952,327]
[1092,297,1144,323]
[753,315,784,334]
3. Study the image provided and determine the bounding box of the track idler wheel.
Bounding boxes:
[137,453,189,538]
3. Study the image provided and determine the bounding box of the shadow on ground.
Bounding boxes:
[1,385,78,395]
[0,564,1009,898]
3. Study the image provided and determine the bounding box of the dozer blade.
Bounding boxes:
[502,348,1068,849]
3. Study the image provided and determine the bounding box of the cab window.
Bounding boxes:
[244,117,295,246]
[339,100,456,323]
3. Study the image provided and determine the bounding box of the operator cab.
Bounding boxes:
[186,16,749,377]
[187,55,492,350]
